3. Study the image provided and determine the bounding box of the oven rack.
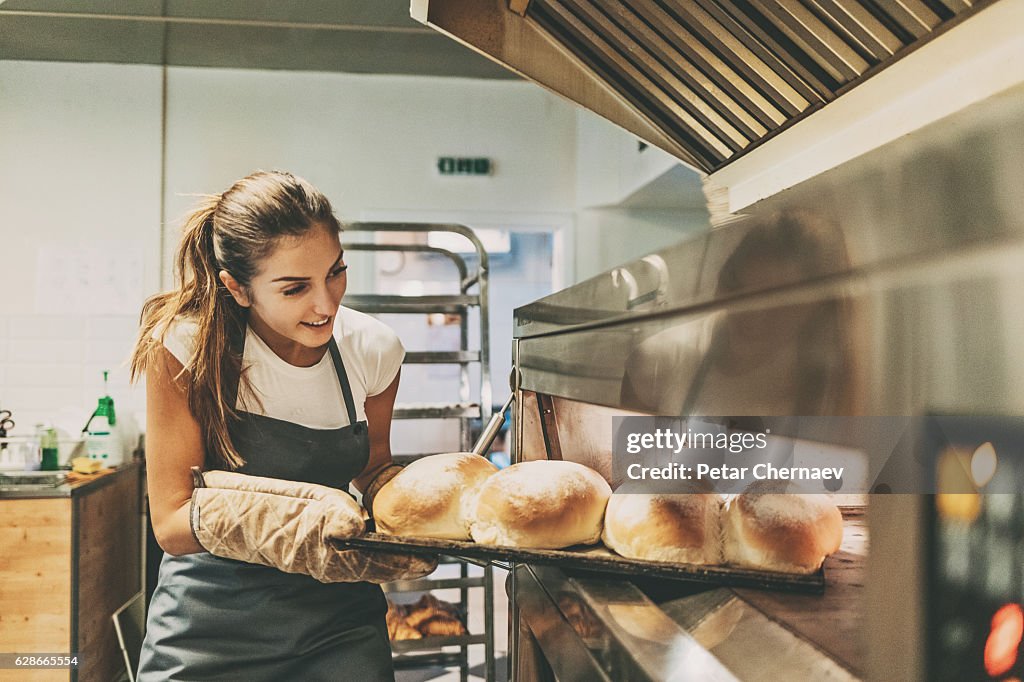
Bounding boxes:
[343,223,496,682]
[386,557,495,674]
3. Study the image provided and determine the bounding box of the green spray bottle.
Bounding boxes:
[83,371,122,467]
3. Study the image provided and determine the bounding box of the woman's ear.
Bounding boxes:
[219,270,251,307]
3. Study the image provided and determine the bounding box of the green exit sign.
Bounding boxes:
[437,157,492,176]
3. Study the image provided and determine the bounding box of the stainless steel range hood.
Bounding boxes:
[412,0,996,173]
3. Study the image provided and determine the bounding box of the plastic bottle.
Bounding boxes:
[85,414,122,467]
[83,371,123,467]
[22,425,42,471]
[40,426,60,471]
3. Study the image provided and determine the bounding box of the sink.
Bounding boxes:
[0,471,68,490]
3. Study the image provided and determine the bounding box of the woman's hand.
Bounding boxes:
[145,346,205,556]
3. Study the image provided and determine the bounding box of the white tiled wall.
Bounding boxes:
[0,313,144,439]
[0,317,8,394]
[0,60,162,440]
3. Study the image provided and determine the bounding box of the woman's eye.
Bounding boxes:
[283,285,306,297]
[329,264,348,279]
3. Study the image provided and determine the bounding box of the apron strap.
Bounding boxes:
[328,337,360,427]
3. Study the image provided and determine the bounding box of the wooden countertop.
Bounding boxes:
[0,460,142,499]
[0,457,143,682]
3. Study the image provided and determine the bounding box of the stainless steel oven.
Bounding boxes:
[412,2,1024,678]
[503,83,1024,680]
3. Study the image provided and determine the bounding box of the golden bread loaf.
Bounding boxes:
[374,452,497,540]
[470,460,611,549]
[602,492,723,565]
[722,490,843,574]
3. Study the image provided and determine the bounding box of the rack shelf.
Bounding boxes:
[392,633,489,654]
[344,223,495,682]
[392,650,478,669]
[344,293,478,314]
[404,350,481,364]
[393,403,481,420]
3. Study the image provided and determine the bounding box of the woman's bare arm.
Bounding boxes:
[145,346,205,556]
[352,370,401,493]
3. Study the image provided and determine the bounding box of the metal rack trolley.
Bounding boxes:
[343,222,496,682]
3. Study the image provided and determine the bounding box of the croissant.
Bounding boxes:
[385,601,423,640]
[405,594,460,628]
[417,614,468,637]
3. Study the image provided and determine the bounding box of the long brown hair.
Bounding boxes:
[130,170,342,469]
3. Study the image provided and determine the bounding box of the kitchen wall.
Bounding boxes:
[161,67,579,289]
[0,60,163,437]
[0,57,706,442]
[573,111,711,281]
[573,206,709,282]
[575,109,681,209]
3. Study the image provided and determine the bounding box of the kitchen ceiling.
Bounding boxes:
[0,0,519,78]
[413,0,998,173]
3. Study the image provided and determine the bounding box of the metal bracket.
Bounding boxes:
[536,393,563,461]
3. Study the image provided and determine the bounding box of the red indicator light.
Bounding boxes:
[985,603,1023,678]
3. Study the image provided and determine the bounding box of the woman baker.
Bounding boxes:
[131,170,433,680]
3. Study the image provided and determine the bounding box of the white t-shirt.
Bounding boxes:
[161,307,405,429]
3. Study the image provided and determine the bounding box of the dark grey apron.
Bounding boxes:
[137,331,394,682]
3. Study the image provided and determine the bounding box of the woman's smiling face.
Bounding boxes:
[221,224,347,366]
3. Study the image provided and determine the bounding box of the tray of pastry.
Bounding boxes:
[334,533,826,594]
[386,594,484,652]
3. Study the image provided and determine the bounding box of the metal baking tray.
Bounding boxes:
[334,533,825,594]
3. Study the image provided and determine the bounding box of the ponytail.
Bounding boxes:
[131,170,342,471]
[130,195,247,470]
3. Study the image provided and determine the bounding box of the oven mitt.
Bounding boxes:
[362,463,404,517]
[190,468,436,584]
[321,542,438,584]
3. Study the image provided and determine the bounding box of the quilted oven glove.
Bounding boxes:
[362,463,404,517]
[190,468,437,584]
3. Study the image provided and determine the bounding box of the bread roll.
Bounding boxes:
[602,492,723,564]
[374,453,497,540]
[470,460,611,549]
[723,491,843,574]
